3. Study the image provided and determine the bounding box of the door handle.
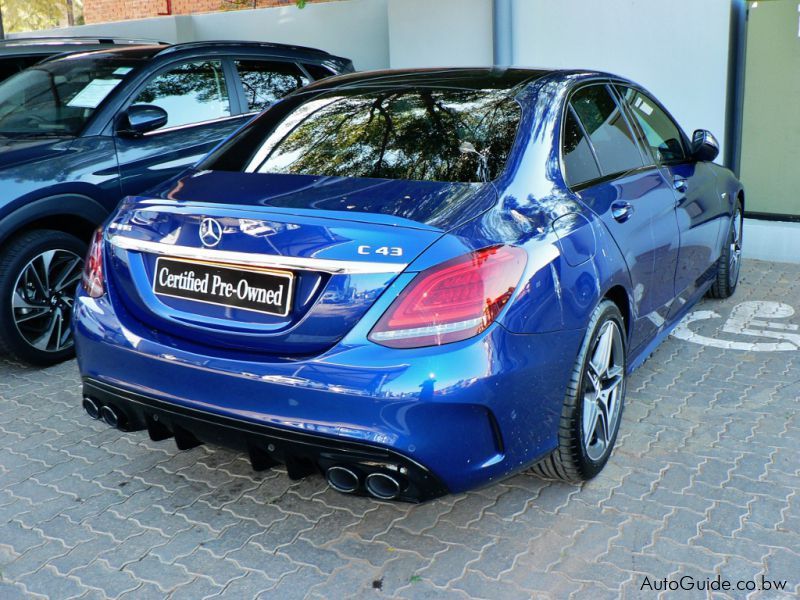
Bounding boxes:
[611,201,634,223]
[673,177,688,193]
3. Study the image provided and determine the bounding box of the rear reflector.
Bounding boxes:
[81,228,105,298]
[368,245,527,348]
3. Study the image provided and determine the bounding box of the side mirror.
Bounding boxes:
[690,129,719,162]
[116,105,168,137]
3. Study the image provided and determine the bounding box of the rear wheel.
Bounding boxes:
[0,230,86,366]
[533,300,627,482]
[708,201,743,299]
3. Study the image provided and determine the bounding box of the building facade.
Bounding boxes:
[83,0,329,24]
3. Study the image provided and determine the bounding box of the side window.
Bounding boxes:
[131,60,231,130]
[234,60,309,113]
[570,85,644,176]
[562,107,601,187]
[617,86,686,163]
[302,63,336,80]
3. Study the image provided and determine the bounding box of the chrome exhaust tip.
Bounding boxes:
[100,405,121,429]
[326,466,359,494]
[82,396,101,420]
[365,472,401,500]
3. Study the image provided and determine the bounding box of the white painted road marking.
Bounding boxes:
[671,301,799,351]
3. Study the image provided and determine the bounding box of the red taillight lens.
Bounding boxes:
[368,245,527,349]
[81,228,105,298]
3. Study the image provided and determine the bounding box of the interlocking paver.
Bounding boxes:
[0,259,797,598]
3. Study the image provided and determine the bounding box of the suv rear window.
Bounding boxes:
[207,88,522,183]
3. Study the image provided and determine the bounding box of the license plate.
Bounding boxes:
[153,257,293,317]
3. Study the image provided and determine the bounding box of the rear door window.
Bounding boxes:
[562,107,601,187]
[234,60,309,113]
[617,86,686,164]
[570,84,644,176]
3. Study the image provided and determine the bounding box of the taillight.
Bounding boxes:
[81,228,105,298]
[368,246,527,349]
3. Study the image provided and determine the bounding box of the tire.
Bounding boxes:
[532,300,627,482]
[0,230,87,366]
[707,200,743,299]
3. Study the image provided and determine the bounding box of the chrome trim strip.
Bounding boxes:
[108,235,408,275]
[142,114,247,137]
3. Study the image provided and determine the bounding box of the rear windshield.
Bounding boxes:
[202,87,522,183]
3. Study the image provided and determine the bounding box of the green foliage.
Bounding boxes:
[220,0,307,11]
[0,0,82,33]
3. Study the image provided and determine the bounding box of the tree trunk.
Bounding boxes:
[0,4,5,40]
[66,0,75,26]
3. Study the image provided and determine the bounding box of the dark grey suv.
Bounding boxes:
[0,40,353,365]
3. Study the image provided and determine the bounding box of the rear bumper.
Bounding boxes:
[82,378,448,502]
[74,290,583,497]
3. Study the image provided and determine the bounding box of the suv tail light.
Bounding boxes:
[368,246,527,349]
[81,228,105,298]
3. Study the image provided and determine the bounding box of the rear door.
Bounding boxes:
[615,85,726,304]
[115,58,248,196]
[565,83,680,352]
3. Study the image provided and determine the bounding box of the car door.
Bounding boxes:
[614,85,727,311]
[565,83,680,352]
[114,58,249,196]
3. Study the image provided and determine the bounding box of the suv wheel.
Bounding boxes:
[0,230,86,365]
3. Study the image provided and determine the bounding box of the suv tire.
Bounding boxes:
[0,230,86,365]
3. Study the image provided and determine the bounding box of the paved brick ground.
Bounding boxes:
[0,259,798,599]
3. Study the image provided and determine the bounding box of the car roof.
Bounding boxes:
[42,40,350,66]
[0,37,165,57]
[297,67,631,95]
[301,67,551,91]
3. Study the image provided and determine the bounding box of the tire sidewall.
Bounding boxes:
[727,205,743,293]
[573,302,627,479]
[0,231,87,365]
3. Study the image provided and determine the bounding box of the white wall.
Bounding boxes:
[387,0,493,68]
[511,0,733,156]
[743,219,800,264]
[10,15,189,44]
[190,0,389,71]
[11,0,389,71]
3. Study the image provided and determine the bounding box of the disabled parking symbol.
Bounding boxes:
[671,301,800,352]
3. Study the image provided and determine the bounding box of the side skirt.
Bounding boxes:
[627,278,715,373]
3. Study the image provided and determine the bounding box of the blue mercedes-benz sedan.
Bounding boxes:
[73,68,744,501]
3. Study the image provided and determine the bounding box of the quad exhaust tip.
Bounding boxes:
[100,405,122,429]
[82,396,101,420]
[365,472,401,500]
[326,466,359,493]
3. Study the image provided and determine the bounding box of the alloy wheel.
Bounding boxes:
[11,249,83,353]
[581,320,625,462]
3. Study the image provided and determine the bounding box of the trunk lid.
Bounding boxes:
[106,171,496,356]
